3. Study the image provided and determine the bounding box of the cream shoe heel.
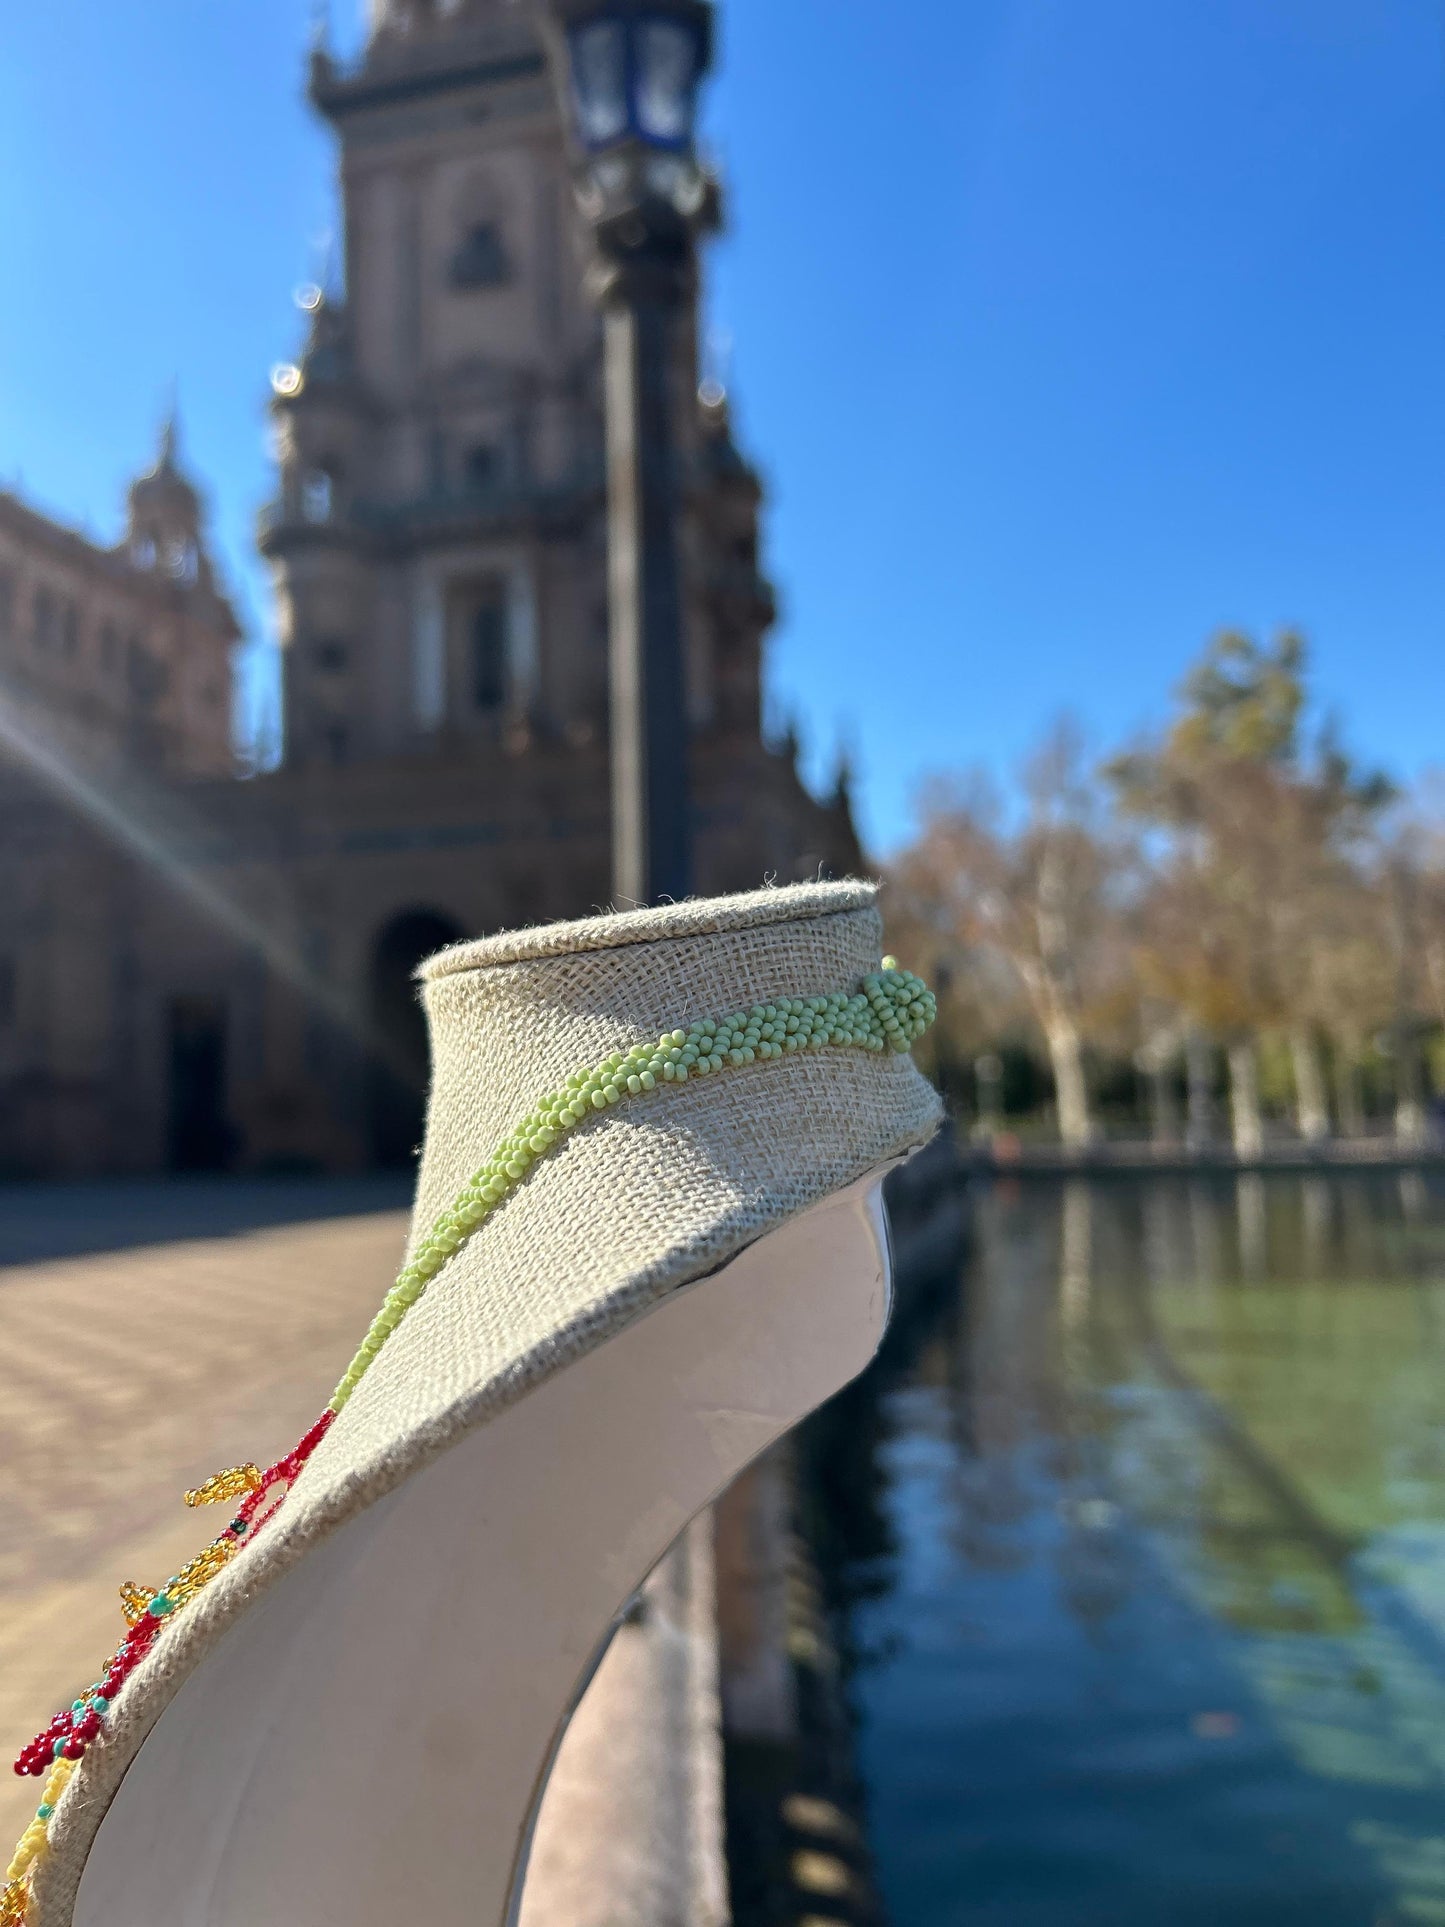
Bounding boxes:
[12,881,940,1927]
[71,1169,894,1927]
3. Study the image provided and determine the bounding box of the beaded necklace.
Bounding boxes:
[2,964,935,1924]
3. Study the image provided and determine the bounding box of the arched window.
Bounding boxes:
[450,222,509,290]
[472,589,508,711]
[464,444,501,494]
[301,469,335,524]
[33,587,56,649]
[126,636,168,707]
[313,638,349,673]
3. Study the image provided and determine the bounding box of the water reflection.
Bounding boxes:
[804,1170,1445,1926]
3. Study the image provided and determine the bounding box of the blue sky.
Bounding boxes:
[2,1,1441,853]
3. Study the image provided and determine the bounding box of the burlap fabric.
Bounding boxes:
[33,879,941,1925]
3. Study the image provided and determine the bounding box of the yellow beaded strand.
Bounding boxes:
[4,1756,75,1902]
[183,1465,262,1509]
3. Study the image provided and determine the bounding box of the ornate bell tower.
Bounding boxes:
[261,0,608,769]
[260,0,783,784]
[126,417,215,593]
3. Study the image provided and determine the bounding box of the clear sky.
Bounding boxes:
[2,0,1441,853]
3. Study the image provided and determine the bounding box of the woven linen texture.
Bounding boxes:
[34,880,941,1927]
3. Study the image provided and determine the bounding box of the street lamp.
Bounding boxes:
[543,0,715,908]
[565,9,707,153]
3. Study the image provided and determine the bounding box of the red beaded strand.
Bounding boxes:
[11,1409,335,1780]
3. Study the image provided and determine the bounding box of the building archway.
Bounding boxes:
[368,908,466,1168]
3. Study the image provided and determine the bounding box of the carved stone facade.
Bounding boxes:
[0,432,236,783]
[267,1,784,778]
[0,0,860,1177]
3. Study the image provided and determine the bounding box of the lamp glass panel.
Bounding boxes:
[634,19,698,145]
[569,20,629,147]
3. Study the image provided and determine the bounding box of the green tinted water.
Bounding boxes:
[808,1171,1445,1925]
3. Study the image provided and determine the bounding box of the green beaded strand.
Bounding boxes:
[327,963,936,1414]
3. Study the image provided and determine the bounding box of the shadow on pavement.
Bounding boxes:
[0,1175,415,1268]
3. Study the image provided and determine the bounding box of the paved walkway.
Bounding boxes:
[0,1186,727,1923]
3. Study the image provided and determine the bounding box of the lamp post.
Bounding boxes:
[543,0,714,907]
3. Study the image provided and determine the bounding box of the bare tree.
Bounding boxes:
[1133,1001,1183,1148]
[1111,631,1391,1156]
[1297,876,1394,1139]
[1381,829,1442,1145]
[882,879,1024,1124]
[891,725,1129,1150]
[889,632,1432,1156]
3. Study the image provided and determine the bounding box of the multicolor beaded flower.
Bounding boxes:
[3,963,935,1923]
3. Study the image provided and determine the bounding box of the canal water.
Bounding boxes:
[802,1171,1445,1926]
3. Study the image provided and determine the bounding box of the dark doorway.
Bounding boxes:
[368,909,466,1169]
[167,995,233,1171]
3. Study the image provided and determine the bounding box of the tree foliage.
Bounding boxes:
[887,631,1441,1150]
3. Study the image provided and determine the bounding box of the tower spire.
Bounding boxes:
[158,380,180,472]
